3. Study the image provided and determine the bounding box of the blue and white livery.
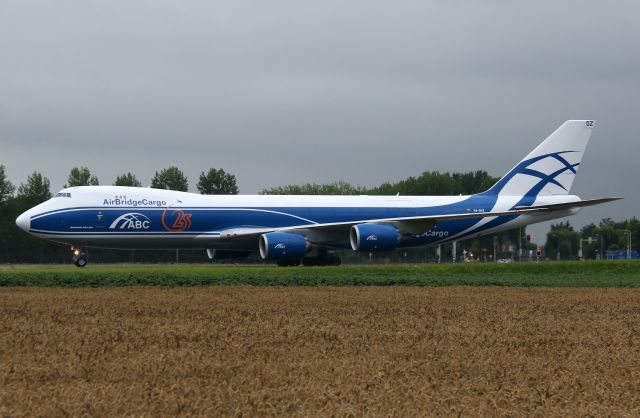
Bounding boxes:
[15,120,619,266]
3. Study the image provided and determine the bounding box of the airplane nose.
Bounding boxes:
[16,212,30,232]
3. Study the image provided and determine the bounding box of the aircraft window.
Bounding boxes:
[54,192,72,198]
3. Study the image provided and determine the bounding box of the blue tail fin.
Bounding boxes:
[483,120,595,199]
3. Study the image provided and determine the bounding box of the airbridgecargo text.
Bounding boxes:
[103,198,167,207]
[422,230,449,238]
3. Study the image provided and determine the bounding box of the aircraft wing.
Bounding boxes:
[210,197,621,240]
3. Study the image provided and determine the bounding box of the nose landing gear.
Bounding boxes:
[71,247,88,267]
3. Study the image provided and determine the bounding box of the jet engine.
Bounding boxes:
[350,223,399,251]
[259,232,309,260]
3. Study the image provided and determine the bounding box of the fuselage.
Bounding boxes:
[15,186,579,251]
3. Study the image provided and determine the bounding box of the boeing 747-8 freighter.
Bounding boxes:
[16,120,619,266]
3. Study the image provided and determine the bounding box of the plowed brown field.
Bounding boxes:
[2,287,640,416]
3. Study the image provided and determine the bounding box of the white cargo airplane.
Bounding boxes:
[16,120,619,266]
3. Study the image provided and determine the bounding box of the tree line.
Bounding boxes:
[59,166,240,194]
[260,170,497,196]
[544,219,639,260]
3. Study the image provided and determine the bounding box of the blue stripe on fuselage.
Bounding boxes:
[28,194,500,245]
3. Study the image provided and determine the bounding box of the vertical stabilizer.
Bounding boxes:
[483,120,595,199]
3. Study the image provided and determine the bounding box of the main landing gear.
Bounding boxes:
[276,250,342,267]
[302,252,342,266]
[71,247,88,268]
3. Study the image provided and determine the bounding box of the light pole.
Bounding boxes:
[624,230,632,260]
[519,226,522,262]
[579,236,595,261]
[493,235,498,262]
[550,233,561,260]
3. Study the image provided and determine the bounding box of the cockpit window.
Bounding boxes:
[54,192,72,198]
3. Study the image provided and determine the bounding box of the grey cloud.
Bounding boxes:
[1,0,638,242]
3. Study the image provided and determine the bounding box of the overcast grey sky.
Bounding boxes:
[1,0,638,242]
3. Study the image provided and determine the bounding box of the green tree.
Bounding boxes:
[577,218,640,259]
[624,218,640,254]
[114,172,142,187]
[545,222,580,260]
[261,181,366,195]
[260,171,498,196]
[197,168,239,195]
[0,165,15,203]
[17,172,52,205]
[598,218,622,256]
[580,222,600,259]
[369,170,498,196]
[151,166,188,192]
[65,166,99,187]
[13,172,55,264]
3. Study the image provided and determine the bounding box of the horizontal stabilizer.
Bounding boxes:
[514,197,622,212]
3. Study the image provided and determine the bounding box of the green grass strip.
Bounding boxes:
[0,261,639,288]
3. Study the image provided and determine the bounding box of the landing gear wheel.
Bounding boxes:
[277,259,300,267]
[73,256,88,267]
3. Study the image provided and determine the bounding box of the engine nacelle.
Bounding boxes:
[350,223,399,251]
[259,232,309,260]
[206,249,252,260]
